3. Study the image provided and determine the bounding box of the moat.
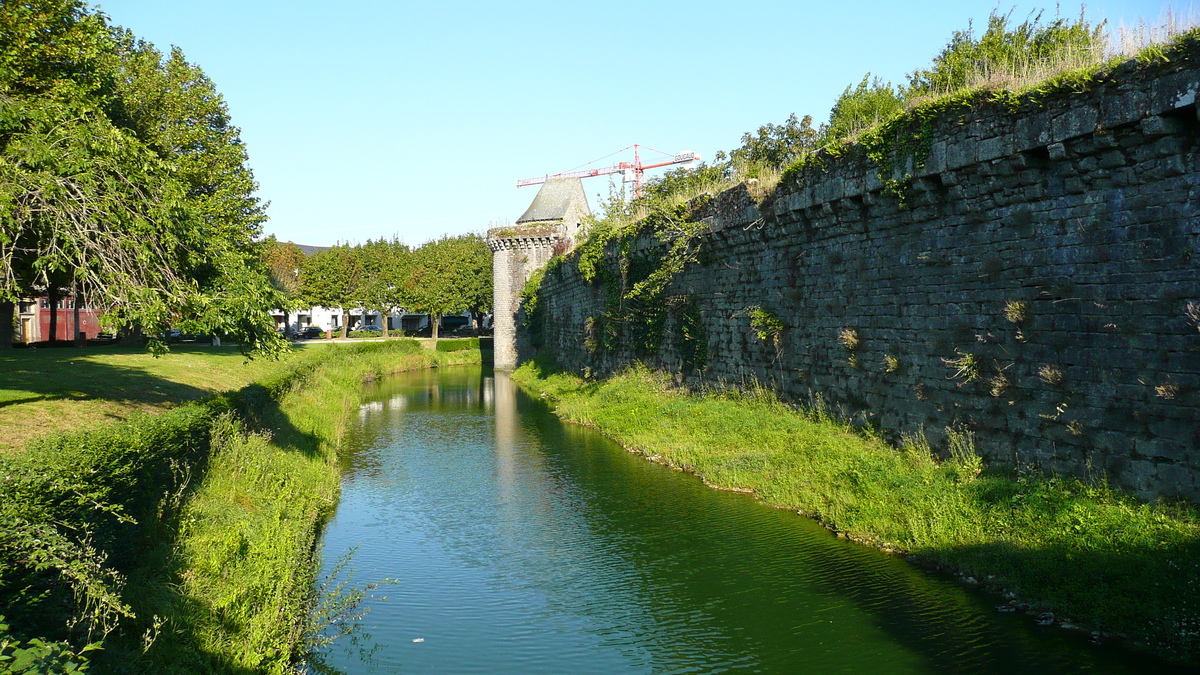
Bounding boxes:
[315,365,1175,673]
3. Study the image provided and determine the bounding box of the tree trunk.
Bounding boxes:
[340,309,350,338]
[73,286,84,347]
[431,313,441,343]
[47,288,59,344]
[119,322,144,346]
[0,301,13,349]
[282,309,290,338]
[380,311,389,338]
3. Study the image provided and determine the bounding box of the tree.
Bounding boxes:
[822,74,904,145]
[261,237,306,336]
[0,0,285,356]
[399,238,459,341]
[730,113,819,171]
[355,237,409,338]
[301,245,360,338]
[442,234,491,332]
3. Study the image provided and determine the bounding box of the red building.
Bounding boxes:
[16,297,105,343]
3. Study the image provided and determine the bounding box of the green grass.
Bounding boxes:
[513,359,1200,664]
[0,344,302,453]
[1,340,482,673]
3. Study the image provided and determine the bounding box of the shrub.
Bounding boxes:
[823,74,905,144]
[905,9,1107,97]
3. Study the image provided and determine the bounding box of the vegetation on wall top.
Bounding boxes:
[557,7,1200,254]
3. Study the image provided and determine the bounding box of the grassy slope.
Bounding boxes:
[1,341,482,673]
[513,360,1200,664]
[117,342,482,672]
[0,345,300,453]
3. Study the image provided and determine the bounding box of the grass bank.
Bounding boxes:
[1,340,482,673]
[513,359,1200,665]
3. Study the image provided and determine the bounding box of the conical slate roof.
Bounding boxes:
[517,178,589,224]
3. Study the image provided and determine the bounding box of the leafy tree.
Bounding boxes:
[730,113,819,170]
[301,245,360,338]
[822,73,905,144]
[355,237,409,337]
[0,0,285,355]
[399,238,459,341]
[260,237,306,336]
[441,233,492,332]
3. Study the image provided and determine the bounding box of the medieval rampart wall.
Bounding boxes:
[532,55,1200,501]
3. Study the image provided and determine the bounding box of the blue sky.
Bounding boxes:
[94,0,1183,247]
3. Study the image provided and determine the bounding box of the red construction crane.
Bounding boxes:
[516,145,701,198]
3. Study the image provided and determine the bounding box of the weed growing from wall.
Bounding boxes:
[944,349,981,384]
[519,268,547,349]
[747,306,786,350]
[989,372,1013,397]
[1186,301,1200,332]
[1156,380,1181,400]
[675,295,708,372]
[1038,364,1066,386]
[1003,299,1029,324]
[839,327,860,351]
[584,317,599,354]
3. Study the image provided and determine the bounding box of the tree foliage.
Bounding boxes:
[730,113,819,170]
[0,0,284,355]
[822,73,904,144]
[260,236,306,308]
[394,234,491,339]
[300,245,360,338]
[355,237,409,337]
[439,233,491,330]
[399,238,457,340]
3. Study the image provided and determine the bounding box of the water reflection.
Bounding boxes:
[319,366,1183,674]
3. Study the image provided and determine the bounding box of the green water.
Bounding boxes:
[315,366,1177,673]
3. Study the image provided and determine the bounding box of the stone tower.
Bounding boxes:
[487,178,590,371]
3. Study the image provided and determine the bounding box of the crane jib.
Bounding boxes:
[516,149,701,188]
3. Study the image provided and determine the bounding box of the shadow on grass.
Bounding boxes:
[918,534,1200,665]
[0,345,228,409]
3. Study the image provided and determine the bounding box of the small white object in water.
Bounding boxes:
[412,638,424,643]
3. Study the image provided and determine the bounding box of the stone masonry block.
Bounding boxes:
[945,141,976,170]
[1150,70,1200,115]
[1014,112,1052,151]
[977,135,1012,162]
[1100,89,1150,128]
[918,141,947,176]
[1052,106,1098,143]
[1140,115,1186,137]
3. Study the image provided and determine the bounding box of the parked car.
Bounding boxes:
[357,325,382,334]
[300,326,325,339]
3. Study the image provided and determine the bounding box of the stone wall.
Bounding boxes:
[531,54,1200,501]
